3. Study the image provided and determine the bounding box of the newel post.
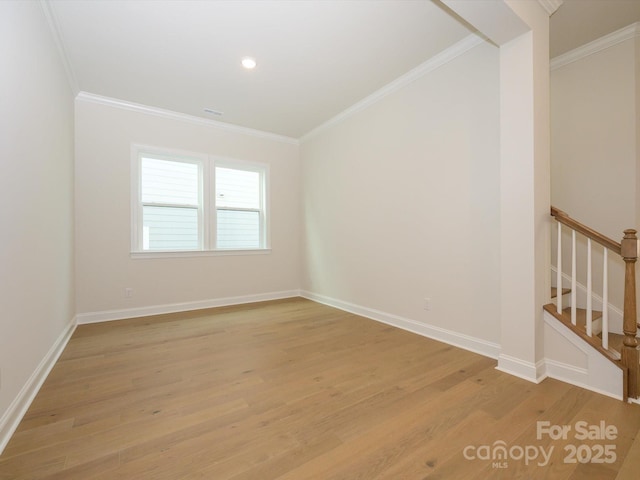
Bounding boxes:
[621,229,639,399]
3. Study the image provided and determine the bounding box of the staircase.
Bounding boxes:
[545,207,639,402]
[545,288,619,359]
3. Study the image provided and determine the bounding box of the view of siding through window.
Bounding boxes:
[141,157,200,250]
[216,167,261,249]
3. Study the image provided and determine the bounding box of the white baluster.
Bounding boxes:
[571,230,577,326]
[586,238,592,336]
[602,248,609,350]
[557,222,562,314]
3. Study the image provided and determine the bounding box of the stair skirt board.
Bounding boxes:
[543,310,624,400]
[551,266,626,336]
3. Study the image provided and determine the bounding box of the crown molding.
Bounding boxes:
[537,0,563,16]
[300,33,486,143]
[551,21,640,71]
[39,0,79,95]
[75,92,300,146]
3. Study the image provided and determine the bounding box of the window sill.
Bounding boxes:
[130,248,271,259]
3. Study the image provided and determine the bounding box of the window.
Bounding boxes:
[140,156,202,251]
[132,145,268,254]
[216,166,263,249]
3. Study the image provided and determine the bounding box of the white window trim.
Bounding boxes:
[131,144,270,256]
[130,248,272,259]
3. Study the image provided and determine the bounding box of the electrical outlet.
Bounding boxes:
[125,288,133,298]
[424,298,432,311]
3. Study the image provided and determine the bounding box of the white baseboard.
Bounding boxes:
[76,290,301,324]
[0,316,77,456]
[496,355,547,384]
[300,290,501,359]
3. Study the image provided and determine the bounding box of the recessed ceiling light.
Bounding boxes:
[241,57,257,70]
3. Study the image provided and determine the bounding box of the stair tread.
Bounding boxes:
[551,287,570,298]
[556,306,603,336]
[561,306,603,323]
[606,333,624,355]
[544,304,621,365]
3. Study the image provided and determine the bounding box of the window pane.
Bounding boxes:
[143,205,198,250]
[217,209,260,249]
[215,167,260,209]
[142,157,199,205]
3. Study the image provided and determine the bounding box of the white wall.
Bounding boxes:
[300,41,501,346]
[550,36,638,311]
[0,0,75,439]
[551,39,636,240]
[74,99,301,318]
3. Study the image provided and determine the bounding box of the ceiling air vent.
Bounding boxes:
[203,108,223,116]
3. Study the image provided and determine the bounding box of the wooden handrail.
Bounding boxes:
[551,207,621,255]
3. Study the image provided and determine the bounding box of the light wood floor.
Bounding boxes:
[2,297,640,479]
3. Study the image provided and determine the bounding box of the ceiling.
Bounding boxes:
[46,1,640,140]
[550,0,640,58]
[47,0,473,139]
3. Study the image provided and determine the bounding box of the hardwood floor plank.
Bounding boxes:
[1,298,640,479]
[274,379,486,480]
